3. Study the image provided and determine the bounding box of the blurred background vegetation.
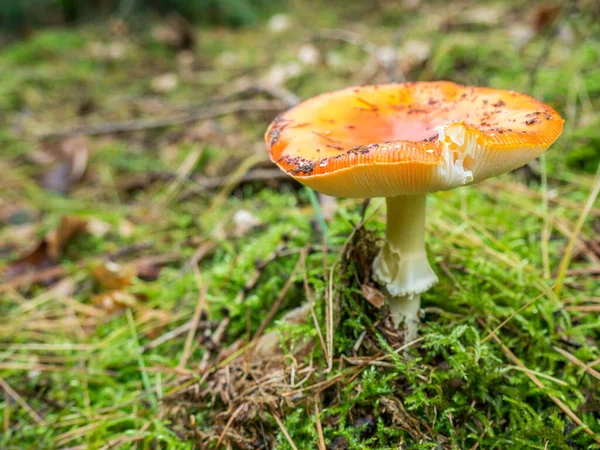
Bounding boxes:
[1,0,280,32]
[1,0,600,449]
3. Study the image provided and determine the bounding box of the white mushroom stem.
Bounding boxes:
[372,194,439,340]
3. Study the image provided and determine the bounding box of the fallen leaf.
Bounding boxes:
[4,215,90,281]
[40,136,90,194]
[136,262,163,281]
[40,161,71,194]
[362,284,384,309]
[91,261,137,290]
[46,216,89,260]
[92,290,137,314]
[4,242,53,281]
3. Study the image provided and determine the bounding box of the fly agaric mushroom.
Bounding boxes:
[265,81,563,339]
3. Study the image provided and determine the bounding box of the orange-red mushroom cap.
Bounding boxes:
[266,82,563,198]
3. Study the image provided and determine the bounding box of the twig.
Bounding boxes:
[178,268,208,369]
[36,99,283,139]
[195,168,294,190]
[554,346,600,381]
[126,310,157,409]
[198,315,231,372]
[480,287,552,344]
[506,365,569,386]
[208,153,265,215]
[302,257,328,361]
[314,398,326,450]
[566,304,600,312]
[0,363,107,374]
[0,377,46,426]
[235,83,300,108]
[182,240,217,272]
[153,146,204,213]
[271,409,299,450]
[142,320,216,352]
[565,267,600,276]
[216,404,246,449]
[1,252,181,293]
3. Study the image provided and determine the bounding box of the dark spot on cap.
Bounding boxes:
[492,100,505,107]
[268,127,282,147]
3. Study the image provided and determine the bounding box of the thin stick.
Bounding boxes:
[314,398,326,450]
[540,153,552,279]
[37,99,283,139]
[3,392,8,433]
[0,363,98,374]
[193,168,293,190]
[153,146,204,212]
[0,377,46,426]
[271,410,299,450]
[554,163,600,296]
[554,346,600,381]
[302,255,328,360]
[215,404,245,449]
[125,310,157,409]
[566,305,600,312]
[506,365,569,386]
[142,321,192,352]
[480,288,551,344]
[178,268,208,369]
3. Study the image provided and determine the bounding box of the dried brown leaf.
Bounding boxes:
[39,136,90,194]
[4,215,90,281]
[92,290,137,314]
[91,261,137,290]
[46,216,89,260]
[362,284,384,309]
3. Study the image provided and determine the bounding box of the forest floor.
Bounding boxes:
[1,1,600,449]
